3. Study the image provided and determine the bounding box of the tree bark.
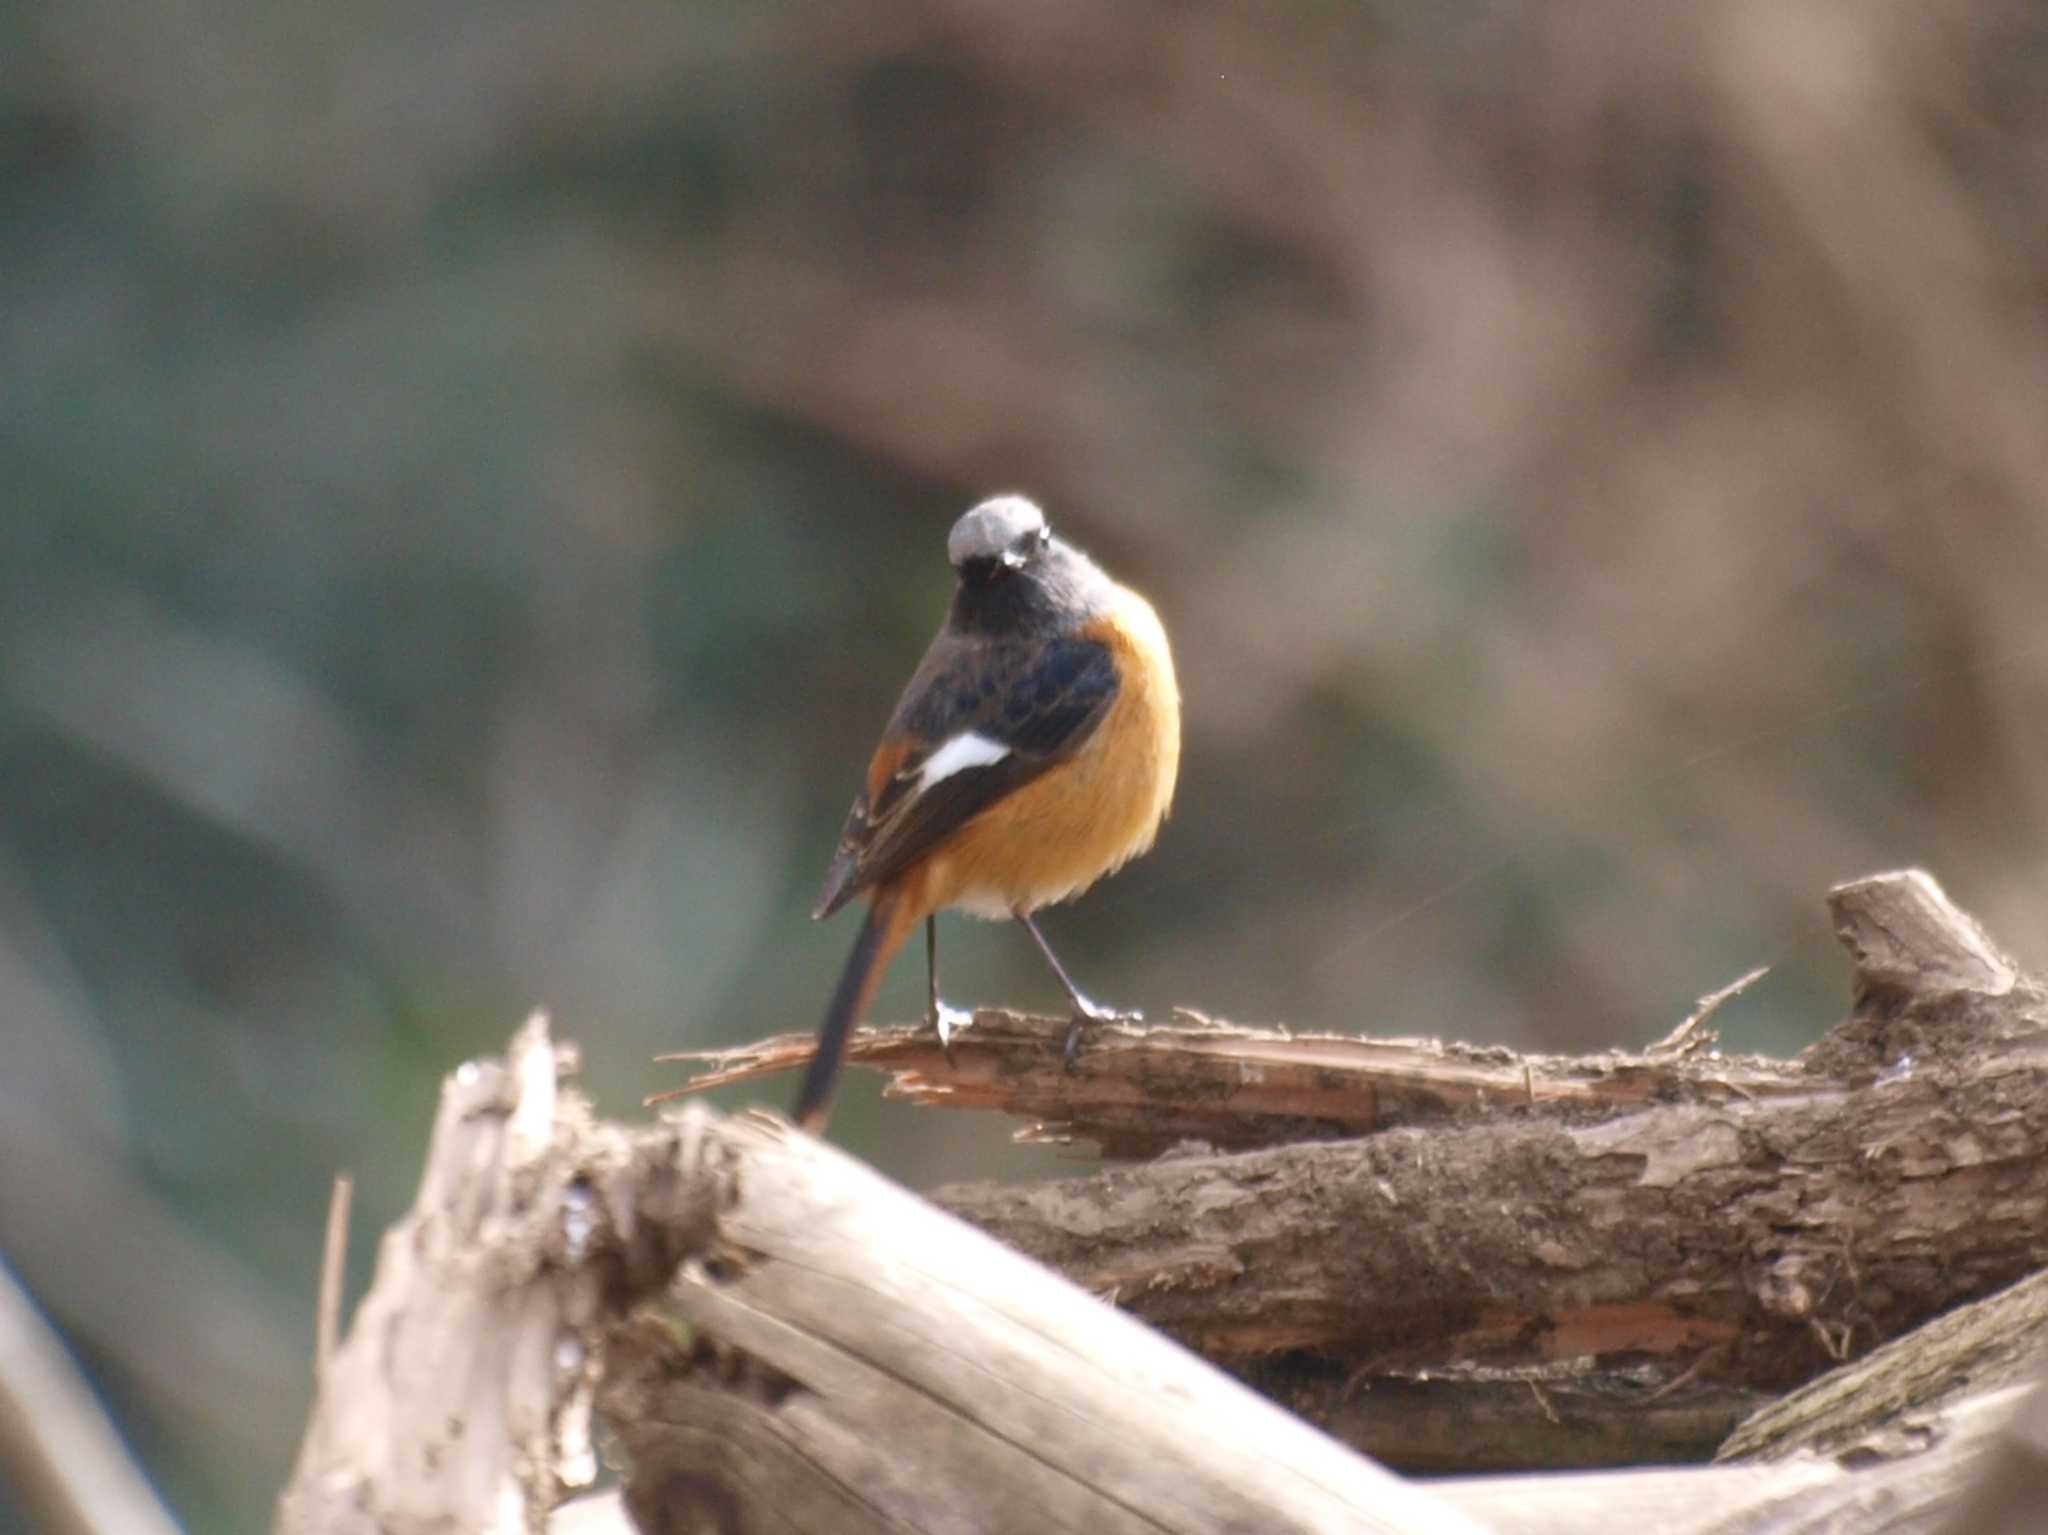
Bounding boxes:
[1720,1265,2048,1464]
[563,1363,2047,1535]
[674,870,2048,1469]
[276,1022,1486,1535]
[279,869,2048,1531]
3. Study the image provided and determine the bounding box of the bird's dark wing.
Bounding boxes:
[813,631,1119,918]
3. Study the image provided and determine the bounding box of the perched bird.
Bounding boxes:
[794,495,1181,1131]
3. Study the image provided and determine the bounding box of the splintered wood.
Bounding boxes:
[277,870,2048,1534]
[658,1004,1796,1158]
[660,870,2048,1470]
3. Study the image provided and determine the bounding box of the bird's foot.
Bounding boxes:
[1060,995,1143,1073]
[928,999,976,1065]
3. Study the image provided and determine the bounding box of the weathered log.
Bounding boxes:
[661,996,1793,1161]
[275,1017,714,1535]
[276,1018,1487,1535]
[580,1202,2048,1534]
[281,870,2048,1530]
[665,870,2048,1467]
[911,872,2048,1465]
[604,1109,1490,1535]
[1721,1265,2048,1463]
[563,1364,2045,1535]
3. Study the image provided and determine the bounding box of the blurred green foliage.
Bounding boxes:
[5,3,2048,1528]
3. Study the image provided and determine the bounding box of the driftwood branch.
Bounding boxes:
[276,1018,678,1535]
[280,869,2048,1531]
[276,1019,1488,1535]
[669,870,2048,1469]
[668,874,2025,1157]
[603,1109,1490,1535]
[562,1336,2048,1535]
[605,1236,2048,1535]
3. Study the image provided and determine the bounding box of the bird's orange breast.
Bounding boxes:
[910,584,1181,921]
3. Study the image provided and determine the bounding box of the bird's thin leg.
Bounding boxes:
[925,915,973,1059]
[1015,910,1139,1069]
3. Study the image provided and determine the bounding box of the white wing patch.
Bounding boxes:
[915,731,1010,794]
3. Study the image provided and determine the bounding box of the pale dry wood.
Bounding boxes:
[1450,1381,2037,1535]
[278,1021,1487,1534]
[585,1276,2048,1535]
[280,1017,579,1534]
[316,1171,352,1386]
[1711,1263,2048,1535]
[276,1015,715,1535]
[562,1373,2037,1535]
[609,1106,1494,1535]
[1720,1265,2048,1463]
[1930,1368,2048,1535]
[880,871,2048,1469]
[285,868,2048,1529]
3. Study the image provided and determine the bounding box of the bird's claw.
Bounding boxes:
[929,1000,976,1065]
[1060,999,1142,1073]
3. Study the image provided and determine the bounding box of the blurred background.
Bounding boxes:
[6,1,2048,1527]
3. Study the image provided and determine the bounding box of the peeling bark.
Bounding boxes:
[281,871,2048,1530]
[678,870,2048,1468]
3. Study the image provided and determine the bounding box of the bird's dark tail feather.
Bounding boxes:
[794,892,907,1133]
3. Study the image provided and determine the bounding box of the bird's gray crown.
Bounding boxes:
[948,495,1047,568]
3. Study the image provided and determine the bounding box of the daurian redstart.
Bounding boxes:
[794,496,1181,1131]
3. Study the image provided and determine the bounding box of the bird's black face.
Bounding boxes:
[944,496,1113,639]
[957,519,1053,585]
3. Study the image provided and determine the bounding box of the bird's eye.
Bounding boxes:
[1036,525,1051,548]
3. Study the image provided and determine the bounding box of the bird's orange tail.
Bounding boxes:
[794,890,913,1133]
